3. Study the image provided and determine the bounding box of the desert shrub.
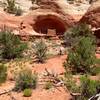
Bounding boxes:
[78,75,100,100]
[63,74,100,100]
[64,23,94,47]
[0,64,7,84]
[15,69,37,91]
[23,88,32,97]
[90,67,100,76]
[0,30,27,59]
[4,0,16,14]
[63,73,80,93]
[44,81,53,90]
[64,36,96,74]
[4,0,22,15]
[33,39,47,63]
[95,58,100,64]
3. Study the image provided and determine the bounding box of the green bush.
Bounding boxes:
[15,69,37,91]
[63,73,80,93]
[79,75,100,100]
[4,0,22,15]
[90,67,100,76]
[5,0,16,14]
[0,64,7,84]
[0,30,27,59]
[64,23,94,47]
[33,39,47,63]
[23,88,32,97]
[64,36,96,74]
[95,58,100,65]
[44,81,53,90]
[63,74,100,100]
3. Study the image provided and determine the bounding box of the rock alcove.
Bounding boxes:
[33,15,66,35]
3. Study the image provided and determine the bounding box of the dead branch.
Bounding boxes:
[0,87,14,96]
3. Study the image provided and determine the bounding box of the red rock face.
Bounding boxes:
[23,0,75,36]
[80,0,100,28]
[0,0,75,37]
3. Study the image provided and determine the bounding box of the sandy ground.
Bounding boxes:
[0,87,71,100]
[0,54,100,100]
[33,55,66,74]
[0,55,71,100]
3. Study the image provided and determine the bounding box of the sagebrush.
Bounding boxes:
[15,69,37,91]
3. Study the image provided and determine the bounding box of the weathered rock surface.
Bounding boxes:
[80,0,100,28]
[0,0,75,36]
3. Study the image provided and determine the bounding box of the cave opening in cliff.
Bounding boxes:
[33,16,66,35]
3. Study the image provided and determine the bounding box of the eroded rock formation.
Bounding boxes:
[80,0,100,45]
[80,0,100,28]
[0,0,75,37]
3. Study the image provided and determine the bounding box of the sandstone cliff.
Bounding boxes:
[0,0,75,36]
[80,0,100,28]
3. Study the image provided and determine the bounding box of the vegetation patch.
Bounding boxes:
[79,75,100,100]
[0,29,27,59]
[15,68,37,91]
[64,24,98,74]
[64,23,94,47]
[63,73,80,93]
[63,74,100,100]
[0,64,7,84]
[44,81,53,90]
[64,36,96,74]
[33,39,47,63]
[4,0,22,15]
[23,88,32,97]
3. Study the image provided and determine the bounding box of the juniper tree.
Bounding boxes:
[64,23,96,74]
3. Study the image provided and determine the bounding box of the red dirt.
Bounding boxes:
[33,54,100,74]
[0,55,72,100]
[32,55,67,74]
[0,54,99,100]
[0,87,71,100]
[96,53,100,59]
